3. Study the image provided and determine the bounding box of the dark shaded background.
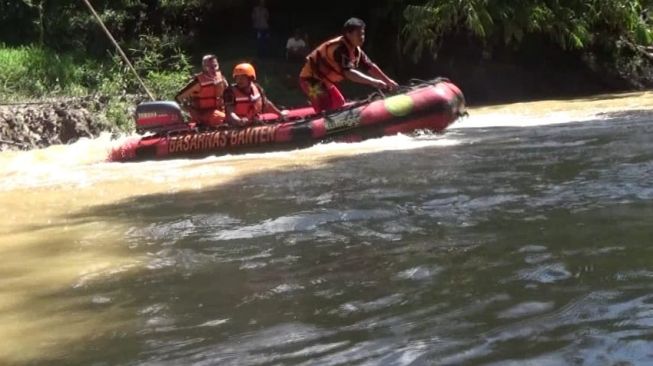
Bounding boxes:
[0,0,633,104]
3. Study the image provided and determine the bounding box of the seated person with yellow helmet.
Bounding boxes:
[223,63,286,127]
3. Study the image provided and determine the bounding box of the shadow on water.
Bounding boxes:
[14,110,653,365]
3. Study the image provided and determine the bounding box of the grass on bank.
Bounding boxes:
[0,44,195,130]
[0,42,321,131]
[0,45,90,98]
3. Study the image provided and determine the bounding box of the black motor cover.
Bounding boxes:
[135,101,187,134]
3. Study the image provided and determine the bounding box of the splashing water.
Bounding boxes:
[1,91,652,365]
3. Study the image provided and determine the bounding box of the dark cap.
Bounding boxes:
[343,18,366,33]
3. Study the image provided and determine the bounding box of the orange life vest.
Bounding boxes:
[192,73,226,110]
[231,83,264,119]
[300,36,361,84]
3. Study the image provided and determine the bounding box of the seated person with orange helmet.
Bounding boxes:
[299,18,399,113]
[223,63,286,126]
[175,54,228,128]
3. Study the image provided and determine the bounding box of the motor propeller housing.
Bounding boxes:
[134,101,187,134]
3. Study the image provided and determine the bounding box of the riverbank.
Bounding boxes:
[0,97,118,151]
[1,42,652,152]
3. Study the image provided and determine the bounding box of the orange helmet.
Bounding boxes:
[233,63,256,80]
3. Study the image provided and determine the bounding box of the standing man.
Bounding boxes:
[299,18,399,113]
[175,54,228,128]
[252,0,270,58]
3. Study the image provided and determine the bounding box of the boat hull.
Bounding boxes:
[109,80,465,162]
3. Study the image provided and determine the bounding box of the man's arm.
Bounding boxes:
[223,88,247,125]
[263,99,284,117]
[227,109,244,124]
[260,86,285,118]
[359,50,399,90]
[343,69,387,89]
[368,63,399,90]
[175,78,200,106]
[226,106,247,126]
[336,46,388,89]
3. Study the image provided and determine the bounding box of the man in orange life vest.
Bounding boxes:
[175,54,228,128]
[223,63,286,127]
[299,18,399,113]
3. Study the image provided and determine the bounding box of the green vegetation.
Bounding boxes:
[401,1,653,88]
[1,0,652,129]
[0,45,91,98]
[402,1,653,55]
[0,31,194,129]
[0,43,192,129]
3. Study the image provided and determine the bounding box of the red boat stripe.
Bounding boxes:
[275,124,293,142]
[311,118,327,138]
[157,139,169,156]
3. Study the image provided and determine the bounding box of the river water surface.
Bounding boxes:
[1,92,653,365]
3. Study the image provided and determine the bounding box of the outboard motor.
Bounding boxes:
[135,101,187,134]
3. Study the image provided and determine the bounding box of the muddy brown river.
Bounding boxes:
[1,91,652,365]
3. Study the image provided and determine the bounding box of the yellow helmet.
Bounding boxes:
[233,63,256,80]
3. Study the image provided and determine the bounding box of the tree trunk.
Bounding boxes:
[37,0,44,46]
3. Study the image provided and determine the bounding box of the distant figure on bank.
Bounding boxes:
[175,54,227,128]
[286,28,309,61]
[223,63,286,127]
[252,0,270,58]
[299,18,399,113]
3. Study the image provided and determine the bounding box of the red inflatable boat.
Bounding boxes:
[108,78,466,162]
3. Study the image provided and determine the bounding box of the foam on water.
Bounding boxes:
[453,111,602,129]
[2,89,651,191]
[0,131,462,191]
[1,91,653,365]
